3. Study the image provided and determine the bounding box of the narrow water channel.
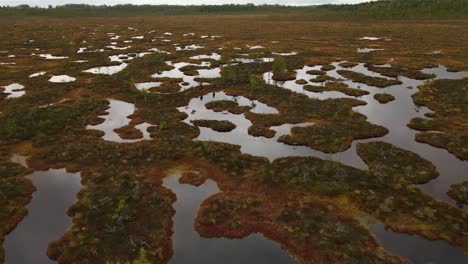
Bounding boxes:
[4,169,82,264]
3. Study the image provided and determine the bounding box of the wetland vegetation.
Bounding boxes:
[1,0,468,263]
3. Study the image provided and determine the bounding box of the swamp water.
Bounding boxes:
[179,62,468,206]
[151,61,220,91]
[257,62,468,206]
[176,62,468,262]
[369,223,468,264]
[86,99,153,143]
[4,55,467,263]
[162,171,297,264]
[4,169,82,264]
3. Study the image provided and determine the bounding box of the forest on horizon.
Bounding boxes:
[1,0,468,19]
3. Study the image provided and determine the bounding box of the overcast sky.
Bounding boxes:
[2,0,376,7]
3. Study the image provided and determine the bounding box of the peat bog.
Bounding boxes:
[1,3,468,264]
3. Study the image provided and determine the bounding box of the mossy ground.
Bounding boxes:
[304,82,369,97]
[374,93,395,104]
[356,141,439,184]
[448,182,468,205]
[0,151,34,263]
[337,70,402,88]
[196,193,405,264]
[278,122,388,153]
[365,64,435,80]
[205,100,252,114]
[1,15,467,263]
[409,78,468,160]
[191,119,236,132]
[178,171,207,186]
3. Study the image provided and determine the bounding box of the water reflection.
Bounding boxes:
[369,222,468,264]
[4,169,82,264]
[151,61,220,91]
[163,171,297,264]
[48,75,76,83]
[178,91,328,160]
[263,61,468,206]
[86,99,153,143]
[2,83,25,99]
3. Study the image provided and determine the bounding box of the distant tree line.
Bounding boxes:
[0,4,306,17]
[0,0,467,19]
[319,0,468,19]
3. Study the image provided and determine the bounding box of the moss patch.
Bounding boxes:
[191,119,236,132]
[356,141,439,184]
[47,170,175,264]
[337,70,403,88]
[272,71,296,82]
[196,193,404,264]
[0,160,34,263]
[321,64,336,71]
[305,82,370,97]
[295,79,308,85]
[415,133,468,160]
[114,125,144,140]
[374,93,395,104]
[448,182,468,205]
[409,78,468,160]
[205,100,251,114]
[179,171,207,186]
[309,75,336,83]
[366,64,435,80]
[278,121,388,153]
[339,62,359,68]
[305,70,326,75]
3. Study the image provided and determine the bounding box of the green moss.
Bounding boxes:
[366,64,435,80]
[266,156,364,195]
[356,141,439,184]
[196,193,404,264]
[305,70,326,75]
[47,170,174,263]
[0,99,107,145]
[221,64,270,86]
[114,125,144,140]
[337,70,403,88]
[1,16,468,263]
[272,57,287,73]
[179,64,210,76]
[412,78,468,116]
[278,121,388,153]
[295,79,308,85]
[339,62,359,68]
[191,119,236,132]
[248,125,276,138]
[205,100,252,114]
[374,93,395,104]
[179,171,207,186]
[415,132,468,160]
[309,75,336,83]
[0,160,34,263]
[272,71,296,81]
[407,117,444,131]
[409,78,468,160]
[149,122,200,140]
[321,64,336,71]
[275,201,403,264]
[448,182,468,205]
[205,100,238,112]
[304,82,369,97]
